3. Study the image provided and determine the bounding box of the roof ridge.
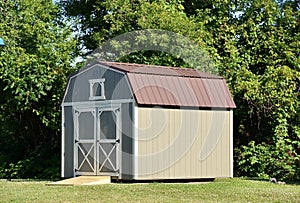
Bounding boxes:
[100,61,222,79]
[127,71,223,79]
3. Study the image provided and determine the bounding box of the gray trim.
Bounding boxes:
[117,106,122,179]
[61,107,65,177]
[124,73,134,98]
[133,103,139,179]
[62,99,134,107]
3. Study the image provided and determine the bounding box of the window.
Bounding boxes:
[89,78,106,100]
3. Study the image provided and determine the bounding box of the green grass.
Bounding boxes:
[0,178,299,202]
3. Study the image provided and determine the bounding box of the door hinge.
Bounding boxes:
[75,139,79,143]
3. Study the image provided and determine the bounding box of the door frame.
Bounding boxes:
[73,104,121,176]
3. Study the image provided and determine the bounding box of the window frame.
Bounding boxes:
[89,78,106,100]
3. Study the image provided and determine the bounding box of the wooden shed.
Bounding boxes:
[61,61,236,180]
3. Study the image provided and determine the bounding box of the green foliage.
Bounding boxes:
[1,0,299,180]
[230,1,300,180]
[236,140,300,180]
[0,144,60,180]
[0,0,76,179]
[119,51,190,68]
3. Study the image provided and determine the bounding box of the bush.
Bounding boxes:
[0,144,60,180]
[235,140,300,180]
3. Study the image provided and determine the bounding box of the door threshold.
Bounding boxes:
[47,176,111,186]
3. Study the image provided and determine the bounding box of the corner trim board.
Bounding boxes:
[133,104,139,179]
[229,110,233,178]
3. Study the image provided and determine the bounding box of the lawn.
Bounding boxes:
[0,178,299,202]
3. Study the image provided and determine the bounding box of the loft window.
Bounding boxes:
[89,78,106,100]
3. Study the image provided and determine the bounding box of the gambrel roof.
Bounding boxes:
[100,61,236,108]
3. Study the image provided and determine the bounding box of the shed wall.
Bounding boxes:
[63,64,132,103]
[136,107,231,179]
[62,106,74,177]
[120,102,134,179]
[62,64,134,178]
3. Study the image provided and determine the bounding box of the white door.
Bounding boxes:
[74,106,120,176]
[97,108,120,175]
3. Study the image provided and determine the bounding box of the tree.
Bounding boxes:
[5,0,295,180]
[0,0,76,179]
[62,0,300,180]
[229,0,300,180]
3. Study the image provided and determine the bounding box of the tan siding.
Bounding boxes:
[200,111,207,177]
[169,110,176,178]
[136,107,231,180]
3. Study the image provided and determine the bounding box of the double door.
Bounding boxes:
[73,106,120,176]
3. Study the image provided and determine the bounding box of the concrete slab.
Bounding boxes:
[47,176,111,186]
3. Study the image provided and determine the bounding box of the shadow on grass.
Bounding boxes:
[113,178,215,184]
[239,177,300,186]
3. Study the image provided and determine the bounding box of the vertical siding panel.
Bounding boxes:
[220,111,226,177]
[162,108,168,178]
[156,108,163,178]
[200,111,206,177]
[206,111,214,178]
[189,109,199,178]
[191,110,197,177]
[184,110,189,178]
[173,109,179,178]
[224,111,229,177]
[174,109,182,178]
[213,111,219,177]
[137,108,144,178]
[137,108,142,178]
[189,110,196,177]
[151,108,156,178]
[225,111,230,177]
[213,111,218,177]
[196,110,201,177]
[207,110,212,178]
[181,110,188,178]
[183,109,188,178]
[161,108,171,178]
[196,110,202,177]
[216,111,223,177]
[186,110,191,177]
[152,108,161,178]
[221,112,227,177]
[138,108,152,179]
[169,109,175,178]
[148,108,153,179]
[147,107,153,179]
[211,111,217,177]
[204,110,209,178]
[163,109,170,178]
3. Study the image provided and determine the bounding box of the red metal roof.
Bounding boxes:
[101,61,236,108]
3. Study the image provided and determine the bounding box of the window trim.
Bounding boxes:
[89,78,106,100]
